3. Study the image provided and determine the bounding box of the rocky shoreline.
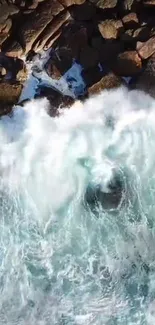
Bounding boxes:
[1,0,155,115]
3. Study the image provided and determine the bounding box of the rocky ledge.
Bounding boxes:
[1,0,155,114]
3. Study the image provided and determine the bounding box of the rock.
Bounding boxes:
[137,37,155,59]
[53,22,88,60]
[46,48,73,79]
[59,0,86,6]
[98,41,123,64]
[98,20,124,40]
[35,86,75,116]
[88,72,123,95]
[143,0,155,6]
[32,10,70,52]
[121,0,137,11]
[134,53,155,97]
[112,51,142,76]
[0,82,22,116]
[3,40,24,58]
[0,67,6,77]
[133,26,150,42]
[85,172,124,211]
[79,46,99,69]
[19,0,64,54]
[89,0,117,9]
[16,63,28,82]
[122,12,139,29]
[82,66,104,87]
[69,2,96,20]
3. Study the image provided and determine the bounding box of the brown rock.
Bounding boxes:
[35,86,75,116]
[32,10,70,52]
[122,12,139,29]
[88,73,123,95]
[44,29,62,50]
[69,2,96,20]
[137,37,155,59]
[46,48,73,79]
[89,0,117,9]
[0,82,22,116]
[0,2,19,31]
[122,0,137,11]
[112,51,142,76]
[59,0,86,6]
[134,53,155,97]
[79,46,99,69]
[3,41,24,58]
[19,0,64,54]
[98,20,124,40]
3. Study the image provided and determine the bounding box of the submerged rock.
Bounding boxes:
[85,173,124,212]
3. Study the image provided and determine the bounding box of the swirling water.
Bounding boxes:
[0,87,155,324]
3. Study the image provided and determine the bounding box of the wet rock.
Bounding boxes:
[0,82,22,116]
[98,20,124,40]
[112,51,142,76]
[85,173,123,212]
[35,86,75,116]
[69,2,96,20]
[134,53,155,97]
[59,0,86,6]
[79,45,99,69]
[122,12,139,29]
[137,36,155,59]
[46,48,73,79]
[32,10,70,52]
[82,66,104,87]
[18,0,64,54]
[89,0,117,9]
[88,72,123,95]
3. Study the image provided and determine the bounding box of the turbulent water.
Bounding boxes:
[1,87,155,324]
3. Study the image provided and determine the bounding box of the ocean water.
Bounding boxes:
[0,87,155,324]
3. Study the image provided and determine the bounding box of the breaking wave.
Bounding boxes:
[0,87,155,324]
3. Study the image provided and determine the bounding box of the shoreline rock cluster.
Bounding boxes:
[1,0,155,115]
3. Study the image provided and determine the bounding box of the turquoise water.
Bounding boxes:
[0,88,155,324]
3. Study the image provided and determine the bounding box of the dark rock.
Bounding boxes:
[3,40,24,58]
[46,48,73,79]
[35,86,75,116]
[98,19,124,40]
[89,0,117,9]
[122,12,139,29]
[134,53,155,97]
[137,36,155,59]
[112,51,142,76]
[53,22,88,60]
[132,26,150,42]
[69,2,96,20]
[79,45,99,69]
[82,66,104,87]
[98,41,123,64]
[85,173,124,212]
[88,72,123,95]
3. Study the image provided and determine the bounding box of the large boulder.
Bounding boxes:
[17,0,64,55]
[112,51,142,76]
[88,72,123,95]
[137,37,155,59]
[98,19,124,40]
[134,53,155,97]
[0,1,19,46]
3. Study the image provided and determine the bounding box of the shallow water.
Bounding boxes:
[0,87,155,324]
